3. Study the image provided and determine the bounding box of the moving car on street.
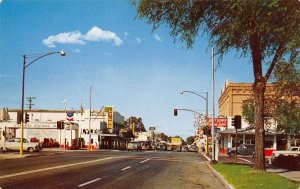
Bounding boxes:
[0,138,41,152]
[127,141,142,151]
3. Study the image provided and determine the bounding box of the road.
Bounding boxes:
[0,150,226,189]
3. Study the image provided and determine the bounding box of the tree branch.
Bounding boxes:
[263,43,285,83]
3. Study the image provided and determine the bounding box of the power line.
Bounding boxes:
[26,97,36,110]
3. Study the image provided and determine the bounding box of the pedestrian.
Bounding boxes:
[2,126,7,153]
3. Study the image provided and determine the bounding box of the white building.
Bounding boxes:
[0,107,125,149]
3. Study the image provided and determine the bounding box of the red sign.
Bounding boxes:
[208,118,227,127]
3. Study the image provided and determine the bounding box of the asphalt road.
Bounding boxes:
[0,150,226,189]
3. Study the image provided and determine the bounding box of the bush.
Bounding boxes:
[273,155,300,170]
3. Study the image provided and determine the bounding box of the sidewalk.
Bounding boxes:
[201,152,300,183]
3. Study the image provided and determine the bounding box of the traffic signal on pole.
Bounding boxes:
[25,112,29,123]
[61,121,64,129]
[57,121,65,129]
[57,121,62,129]
[234,115,242,129]
[174,109,178,116]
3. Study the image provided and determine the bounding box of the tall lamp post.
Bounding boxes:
[180,90,209,154]
[20,51,65,156]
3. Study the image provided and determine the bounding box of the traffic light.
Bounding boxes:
[234,115,241,129]
[57,121,65,129]
[174,109,178,116]
[25,112,29,123]
[57,121,62,129]
[61,121,64,129]
[231,117,235,127]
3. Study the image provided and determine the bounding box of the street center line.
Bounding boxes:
[139,159,150,164]
[238,157,252,163]
[121,166,131,171]
[0,157,114,180]
[78,178,101,187]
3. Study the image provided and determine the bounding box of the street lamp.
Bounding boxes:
[180,90,209,155]
[20,50,65,156]
[180,90,208,119]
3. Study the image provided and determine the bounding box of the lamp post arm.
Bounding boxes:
[24,51,62,69]
[176,108,205,117]
[181,90,207,102]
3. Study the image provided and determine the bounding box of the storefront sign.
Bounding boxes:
[14,123,57,129]
[81,129,101,135]
[208,118,227,127]
[104,106,113,129]
[66,111,74,121]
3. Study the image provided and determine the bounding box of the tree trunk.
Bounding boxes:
[253,82,266,171]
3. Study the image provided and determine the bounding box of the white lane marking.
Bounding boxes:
[238,157,253,163]
[121,166,131,171]
[0,157,114,179]
[139,159,150,164]
[78,178,101,187]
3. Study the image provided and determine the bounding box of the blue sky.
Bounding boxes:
[0,0,255,139]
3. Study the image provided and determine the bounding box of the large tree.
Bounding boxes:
[134,0,300,171]
[242,61,300,140]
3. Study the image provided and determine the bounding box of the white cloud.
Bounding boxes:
[135,37,142,44]
[155,34,162,42]
[84,26,122,46]
[42,26,123,48]
[0,0,3,4]
[74,49,81,53]
[42,31,85,48]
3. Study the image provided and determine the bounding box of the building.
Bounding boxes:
[0,107,126,150]
[217,81,286,153]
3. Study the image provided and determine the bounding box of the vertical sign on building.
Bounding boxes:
[104,106,113,130]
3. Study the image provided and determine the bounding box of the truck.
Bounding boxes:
[271,146,300,159]
[167,137,182,151]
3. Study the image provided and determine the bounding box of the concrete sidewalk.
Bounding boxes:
[202,152,300,183]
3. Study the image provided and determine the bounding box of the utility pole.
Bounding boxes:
[26,97,36,110]
[89,86,92,151]
[212,48,216,163]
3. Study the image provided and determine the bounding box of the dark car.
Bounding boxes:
[227,144,255,157]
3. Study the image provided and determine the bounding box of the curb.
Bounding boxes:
[200,153,233,189]
[206,162,234,189]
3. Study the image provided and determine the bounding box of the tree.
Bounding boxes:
[242,61,300,146]
[135,0,300,171]
[271,61,300,143]
[186,136,195,145]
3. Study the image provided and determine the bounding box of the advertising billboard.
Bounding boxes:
[104,106,113,130]
[208,118,227,127]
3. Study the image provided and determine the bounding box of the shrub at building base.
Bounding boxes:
[273,155,300,171]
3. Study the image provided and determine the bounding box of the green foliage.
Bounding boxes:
[241,99,255,126]
[159,132,169,142]
[241,61,300,135]
[213,163,299,189]
[186,136,195,145]
[272,61,300,135]
[135,0,300,61]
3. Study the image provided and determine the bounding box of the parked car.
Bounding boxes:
[127,141,142,151]
[0,138,41,152]
[227,144,255,157]
[188,145,199,153]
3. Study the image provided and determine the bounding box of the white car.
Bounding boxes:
[1,138,41,152]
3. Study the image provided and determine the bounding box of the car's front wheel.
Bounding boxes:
[27,147,34,153]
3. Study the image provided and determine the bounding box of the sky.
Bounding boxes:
[0,0,255,140]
